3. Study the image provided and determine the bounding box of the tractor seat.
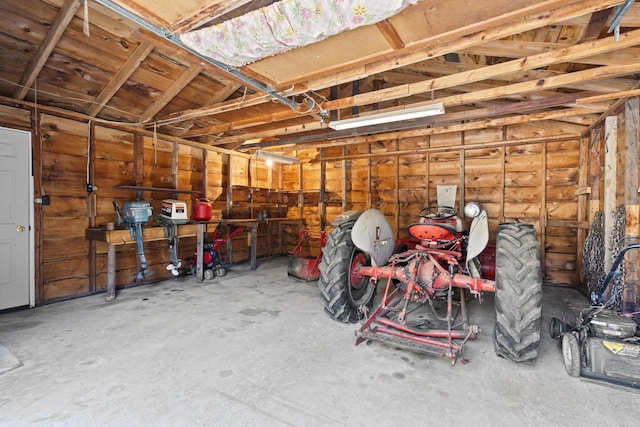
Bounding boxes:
[407,222,457,241]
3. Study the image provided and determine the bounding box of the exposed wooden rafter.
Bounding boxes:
[13,0,82,100]
[275,0,625,91]
[168,26,640,137]
[138,65,204,123]
[375,20,405,50]
[86,42,154,117]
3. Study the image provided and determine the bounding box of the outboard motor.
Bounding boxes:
[113,200,154,281]
[158,199,189,276]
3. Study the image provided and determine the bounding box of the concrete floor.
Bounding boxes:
[1,256,639,427]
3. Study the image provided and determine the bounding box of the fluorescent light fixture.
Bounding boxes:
[328,102,445,130]
[255,150,300,165]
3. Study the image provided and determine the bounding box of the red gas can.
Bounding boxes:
[193,198,212,221]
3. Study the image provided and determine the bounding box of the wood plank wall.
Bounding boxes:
[4,100,639,301]
[287,125,583,286]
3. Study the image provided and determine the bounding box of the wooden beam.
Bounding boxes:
[138,65,204,122]
[321,27,640,113]
[277,0,625,91]
[463,40,640,67]
[13,0,82,100]
[604,115,617,272]
[156,92,274,126]
[376,20,404,50]
[171,0,254,33]
[581,9,615,42]
[576,89,640,104]
[183,106,306,137]
[589,127,602,222]
[239,94,594,150]
[86,42,154,117]
[624,97,639,313]
[581,82,640,137]
[166,21,640,131]
[310,135,576,163]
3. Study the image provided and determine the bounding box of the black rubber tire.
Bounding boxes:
[494,222,543,362]
[562,332,581,377]
[318,219,376,323]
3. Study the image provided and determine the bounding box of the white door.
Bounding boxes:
[0,127,31,310]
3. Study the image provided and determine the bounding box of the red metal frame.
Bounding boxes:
[288,229,327,281]
[354,230,495,364]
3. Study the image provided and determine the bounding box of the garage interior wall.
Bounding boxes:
[1,100,638,305]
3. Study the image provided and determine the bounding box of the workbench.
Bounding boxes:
[86,218,303,301]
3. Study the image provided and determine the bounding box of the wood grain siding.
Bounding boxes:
[39,115,90,300]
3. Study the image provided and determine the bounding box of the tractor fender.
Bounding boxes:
[466,210,489,270]
[330,210,362,226]
[352,209,395,267]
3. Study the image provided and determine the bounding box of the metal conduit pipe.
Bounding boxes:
[92,0,300,112]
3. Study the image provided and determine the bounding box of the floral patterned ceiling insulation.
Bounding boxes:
[180,0,419,67]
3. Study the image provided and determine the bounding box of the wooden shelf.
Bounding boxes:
[114,185,202,198]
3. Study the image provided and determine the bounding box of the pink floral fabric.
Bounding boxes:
[180,0,418,67]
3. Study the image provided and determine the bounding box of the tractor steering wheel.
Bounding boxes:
[419,205,457,220]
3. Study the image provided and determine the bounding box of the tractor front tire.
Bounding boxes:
[318,219,376,323]
[494,222,543,362]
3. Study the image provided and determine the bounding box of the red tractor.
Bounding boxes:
[318,203,543,364]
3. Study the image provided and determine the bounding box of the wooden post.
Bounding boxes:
[425,135,430,206]
[576,136,590,281]
[32,108,44,305]
[500,127,507,223]
[459,130,465,212]
[88,121,96,293]
[133,133,144,187]
[202,148,208,197]
[196,223,204,282]
[624,97,639,313]
[395,139,400,237]
[589,127,602,222]
[320,147,326,229]
[106,222,116,301]
[250,223,258,270]
[604,116,617,272]
[540,141,548,279]
[342,145,348,211]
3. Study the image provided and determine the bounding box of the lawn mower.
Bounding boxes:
[318,196,543,365]
[550,244,640,390]
[189,222,244,280]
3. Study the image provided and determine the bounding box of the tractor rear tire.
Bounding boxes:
[318,219,376,323]
[494,222,543,362]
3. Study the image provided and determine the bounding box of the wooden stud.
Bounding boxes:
[540,141,548,281]
[624,97,639,313]
[604,116,617,272]
[589,127,602,222]
[133,134,144,186]
[88,121,96,293]
[320,147,326,229]
[32,108,44,305]
[500,127,507,223]
[576,136,590,281]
